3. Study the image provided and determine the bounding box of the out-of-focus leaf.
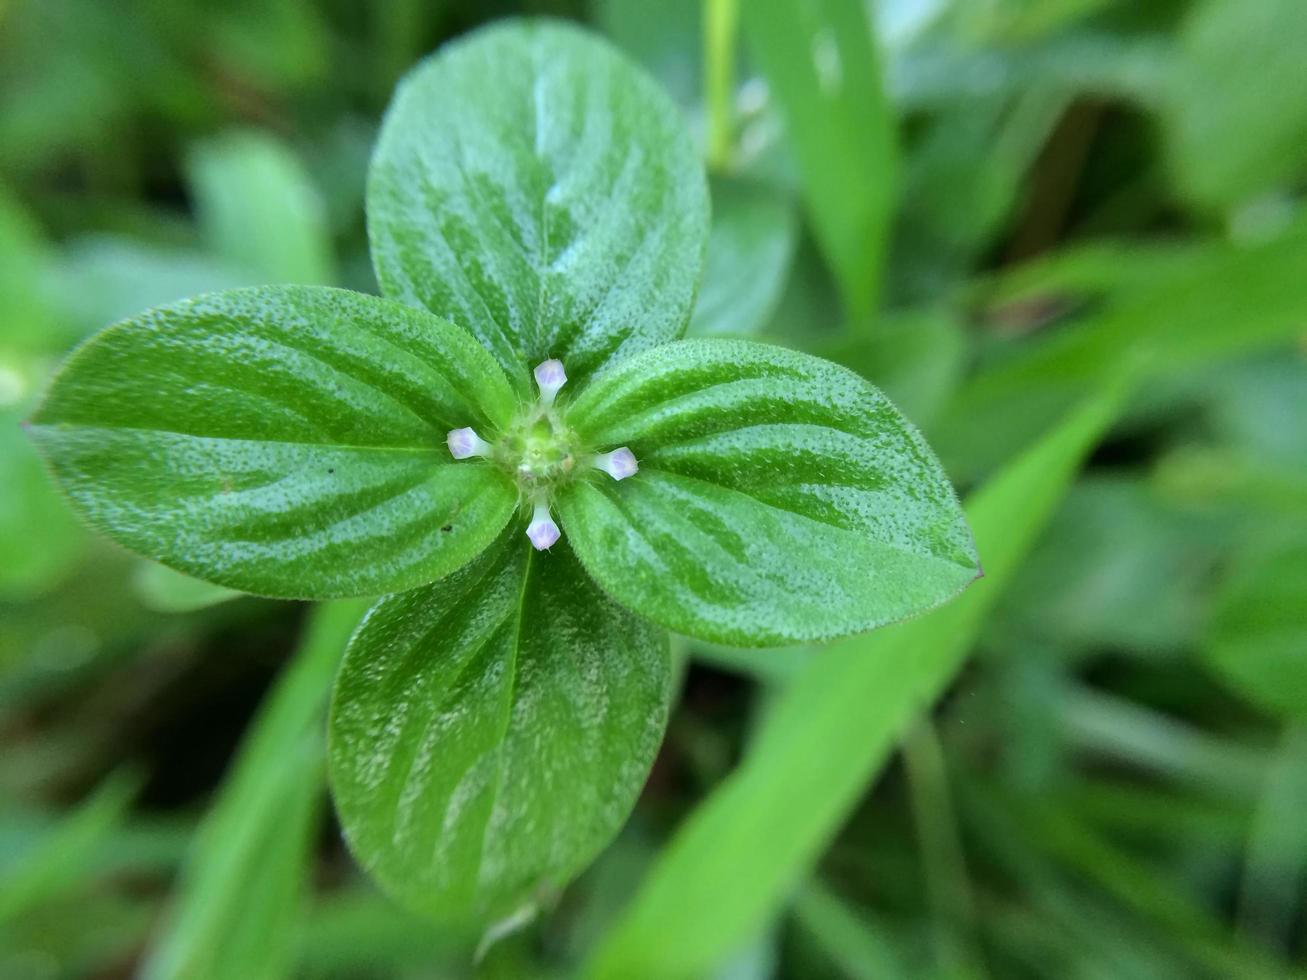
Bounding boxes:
[793,883,910,980]
[1202,536,1307,721]
[1237,725,1307,953]
[688,180,797,338]
[0,771,138,924]
[594,0,702,109]
[0,547,156,708]
[187,130,335,286]
[329,531,670,926]
[132,563,245,614]
[962,780,1290,980]
[585,381,1125,979]
[28,286,519,599]
[297,889,463,976]
[892,32,1171,112]
[892,88,1065,300]
[742,0,896,323]
[141,599,367,980]
[937,219,1307,480]
[0,187,58,355]
[821,306,968,430]
[992,477,1228,654]
[559,339,979,646]
[0,402,85,600]
[1164,0,1307,212]
[49,235,255,339]
[208,0,330,92]
[367,20,709,390]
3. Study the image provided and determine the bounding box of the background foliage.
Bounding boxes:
[1,0,1305,978]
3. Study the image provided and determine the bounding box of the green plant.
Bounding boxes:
[25,19,977,929]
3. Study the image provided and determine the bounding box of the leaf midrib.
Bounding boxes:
[28,421,447,456]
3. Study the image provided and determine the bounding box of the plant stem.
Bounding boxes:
[704,0,738,171]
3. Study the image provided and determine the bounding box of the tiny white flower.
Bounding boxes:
[447,427,491,460]
[533,359,567,406]
[526,499,561,550]
[595,446,638,480]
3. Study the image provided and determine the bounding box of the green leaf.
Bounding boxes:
[28,285,518,598]
[585,381,1126,980]
[132,562,245,613]
[367,19,709,389]
[1202,535,1307,720]
[688,179,798,339]
[0,402,84,600]
[1164,0,1307,212]
[557,339,978,646]
[329,530,671,925]
[0,770,139,925]
[50,235,257,338]
[742,0,896,323]
[936,218,1307,481]
[142,599,367,980]
[187,129,336,286]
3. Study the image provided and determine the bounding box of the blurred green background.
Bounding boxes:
[2,0,1306,977]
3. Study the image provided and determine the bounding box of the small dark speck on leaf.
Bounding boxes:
[328,468,335,474]
[441,524,453,533]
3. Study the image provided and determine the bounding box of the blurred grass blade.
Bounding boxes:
[585,380,1128,979]
[0,770,139,924]
[939,218,1307,479]
[902,721,984,977]
[1237,725,1307,952]
[1009,793,1293,980]
[793,883,909,980]
[187,130,335,286]
[742,0,895,325]
[141,599,367,980]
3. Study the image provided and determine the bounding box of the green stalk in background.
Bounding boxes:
[703,0,737,172]
[141,599,368,980]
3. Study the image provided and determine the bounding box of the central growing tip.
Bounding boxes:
[445,359,638,551]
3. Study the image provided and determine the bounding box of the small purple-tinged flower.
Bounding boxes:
[534,359,567,406]
[447,427,491,460]
[526,500,561,550]
[595,447,638,480]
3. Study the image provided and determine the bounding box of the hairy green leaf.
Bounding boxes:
[558,339,977,646]
[329,530,671,925]
[28,286,518,598]
[368,19,709,389]
[586,382,1127,979]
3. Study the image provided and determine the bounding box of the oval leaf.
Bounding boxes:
[27,286,518,598]
[367,19,709,389]
[557,340,979,646]
[329,529,671,924]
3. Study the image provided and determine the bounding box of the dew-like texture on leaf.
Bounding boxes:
[28,286,519,598]
[367,19,709,390]
[558,339,978,646]
[328,530,671,923]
